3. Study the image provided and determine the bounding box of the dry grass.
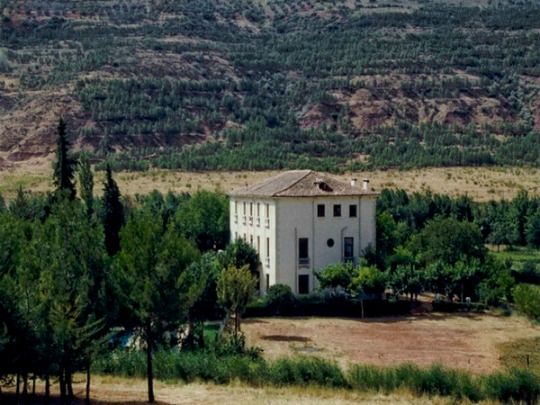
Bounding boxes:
[243,311,540,374]
[1,158,539,202]
[2,375,494,405]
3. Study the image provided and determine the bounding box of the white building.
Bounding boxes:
[229,170,378,294]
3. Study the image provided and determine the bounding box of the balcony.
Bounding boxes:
[249,216,253,225]
[256,217,260,227]
[298,257,310,267]
[233,215,238,224]
[242,215,246,225]
[265,257,270,267]
[264,217,270,228]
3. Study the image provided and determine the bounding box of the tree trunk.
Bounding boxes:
[15,373,20,405]
[45,374,50,404]
[22,373,28,399]
[85,361,91,405]
[32,374,36,396]
[66,368,74,399]
[146,319,155,403]
[59,366,66,401]
[360,298,365,319]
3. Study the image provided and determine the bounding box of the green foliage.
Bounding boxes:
[78,153,94,219]
[217,265,257,320]
[93,349,539,403]
[174,190,229,252]
[314,261,356,292]
[102,164,124,257]
[52,118,76,200]
[264,284,296,315]
[513,284,540,320]
[220,238,260,276]
[409,216,486,266]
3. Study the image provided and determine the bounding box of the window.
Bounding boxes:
[257,202,260,217]
[344,237,354,260]
[266,237,270,257]
[266,203,269,218]
[235,201,237,213]
[298,275,309,294]
[327,238,335,247]
[299,238,309,266]
[317,204,325,217]
[250,234,253,246]
[266,274,270,291]
[349,204,357,217]
[257,236,260,253]
[333,204,341,217]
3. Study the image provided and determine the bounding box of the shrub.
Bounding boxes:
[265,284,296,315]
[513,284,540,320]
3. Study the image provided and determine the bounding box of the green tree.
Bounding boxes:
[351,264,387,318]
[78,153,94,220]
[52,117,76,200]
[525,208,540,248]
[102,164,124,257]
[409,216,486,267]
[315,262,356,292]
[220,238,260,276]
[113,209,200,403]
[174,190,229,251]
[217,264,257,339]
[18,200,107,401]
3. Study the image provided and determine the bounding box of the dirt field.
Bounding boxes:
[243,312,540,374]
[1,157,539,202]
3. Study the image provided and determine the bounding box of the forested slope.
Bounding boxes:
[1,0,540,170]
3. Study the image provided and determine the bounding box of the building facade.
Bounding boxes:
[229,170,378,294]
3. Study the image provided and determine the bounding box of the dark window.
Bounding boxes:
[266,274,270,291]
[344,237,354,259]
[299,238,309,266]
[298,275,310,294]
[333,204,341,217]
[327,238,335,247]
[349,205,357,217]
[299,238,309,258]
[317,204,325,217]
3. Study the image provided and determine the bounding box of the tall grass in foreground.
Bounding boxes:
[93,350,540,403]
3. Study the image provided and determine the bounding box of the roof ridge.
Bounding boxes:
[273,170,313,196]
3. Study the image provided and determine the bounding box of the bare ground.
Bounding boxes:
[243,312,540,374]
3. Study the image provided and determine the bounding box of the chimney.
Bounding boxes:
[350,178,357,187]
[362,179,370,191]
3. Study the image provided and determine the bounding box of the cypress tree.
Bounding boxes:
[102,164,124,256]
[52,118,76,200]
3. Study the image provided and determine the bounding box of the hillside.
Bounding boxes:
[1,0,540,171]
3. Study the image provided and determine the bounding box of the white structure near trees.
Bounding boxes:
[229,170,378,294]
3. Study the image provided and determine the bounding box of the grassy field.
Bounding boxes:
[1,158,539,202]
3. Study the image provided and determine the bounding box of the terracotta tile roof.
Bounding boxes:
[229,170,378,198]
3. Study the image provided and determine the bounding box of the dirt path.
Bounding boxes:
[243,313,540,374]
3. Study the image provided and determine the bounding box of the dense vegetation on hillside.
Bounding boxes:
[1,0,540,170]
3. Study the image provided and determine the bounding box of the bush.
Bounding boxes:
[513,284,540,320]
[265,284,296,315]
[432,300,486,313]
